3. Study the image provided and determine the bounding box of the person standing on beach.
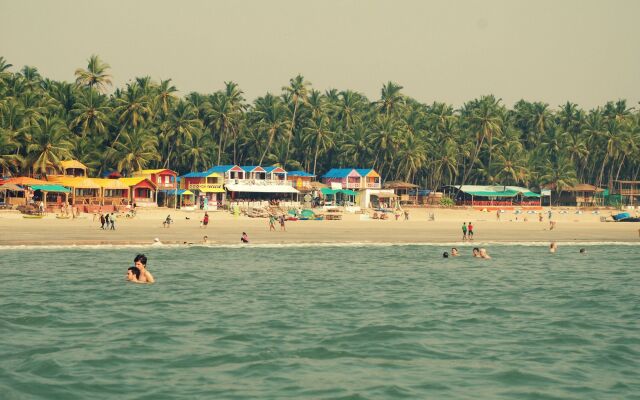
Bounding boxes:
[133,254,154,283]
[404,210,409,221]
[496,210,501,220]
[104,213,110,228]
[100,213,106,229]
[468,222,474,239]
[279,214,286,231]
[110,213,116,230]
[462,222,467,240]
[269,215,276,231]
[203,212,209,229]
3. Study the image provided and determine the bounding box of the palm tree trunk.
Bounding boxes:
[284,99,299,165]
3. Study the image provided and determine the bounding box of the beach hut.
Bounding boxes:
[0,183,25,208]
[47,176,101,206]
[119,177,157,207]
[164,189,195,209]
[321,168,362,189]
[446,185,541,207]
[181,168,226,210]
[46,160,89,177]
[542,183,604,207]
[287,171,316,191]
[93,178,131,209]
[263,166,287,183]
[241,166,267,182]
[383,181,419,204]
[614,181,640,206]
[355,169,381,189]
[29,184,71,211]
[3,177,56,206]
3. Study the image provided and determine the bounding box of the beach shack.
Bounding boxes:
[0,183,24,208]
[321,168,362,190]
[286,171,316,191]
[45,160,89,178]
[263,166,288,184]
[132,169,177,206]
[0,177,50,207]
[241,166,267,182]
[446,185,541,208]
[181,166,230,209]
[355,169,381,189]
[29,184,71,212]
[93,178,131,210]
[119,177,157,207]
[614,181,640,206]
[47,176,101,208]
[383,181,420,205]
[543,183,604,207]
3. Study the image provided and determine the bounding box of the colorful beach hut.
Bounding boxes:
[93,178,131,209]
[45,160,89,177]
[47,176,101,206]
[286,171,316,191]
[263,166,288,183]
[119,177,157,207]
[355,169,381,189]
[321,168,362,189]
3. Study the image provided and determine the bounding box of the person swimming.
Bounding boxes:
[472,247,481,258]
[127,266,141,282]
[579,248,586,254]
[451,247,459,257]
[442,251,449,258]
[479,248,491,259]
[133,254,155,283]
[550,242,558,253]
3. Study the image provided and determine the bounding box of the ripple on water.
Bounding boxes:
[0,245,638,399]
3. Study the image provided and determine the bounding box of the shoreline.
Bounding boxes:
[1,207,639,247]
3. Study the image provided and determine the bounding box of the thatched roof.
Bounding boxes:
[544,183,604,192]
[383,181,418,189]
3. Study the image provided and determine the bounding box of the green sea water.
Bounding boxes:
[0,244,638,399]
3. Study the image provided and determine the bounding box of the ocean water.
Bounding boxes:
[0,244,638,399]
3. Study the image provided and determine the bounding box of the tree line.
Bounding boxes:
[1,55,639,193]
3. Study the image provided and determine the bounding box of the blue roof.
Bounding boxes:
[322,168,360,178]
[240,166,264,172]
[208,165,237,173]
[181,171,209,178]
[355,168,374,176]
[263,166,287,173]
[288,170,315,177]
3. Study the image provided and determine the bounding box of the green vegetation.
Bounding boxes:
[1,55,639,191]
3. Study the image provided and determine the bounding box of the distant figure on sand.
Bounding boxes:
[549,220,556,230]
[549,242,558,253]
[241,232,249,243]
[468,222,474,239]
[100,213,106,229]
[479,248,491,259]
[163,215,172,228]
[110,213,116,230]
[203,235,208,244]
[202,212,209,228]
[538,213,543,222]
[279,215,286,231]
[404,210,409,221]
[269,215,276,231]
[133,254,154,283]
[462,222,467,240]
[496,210,501,220]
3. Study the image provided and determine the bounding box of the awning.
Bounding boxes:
[225,184,299,194]
[199,187,225,193]
[30,184,71,193]
[165,189,194,196]
[321,188,357,196]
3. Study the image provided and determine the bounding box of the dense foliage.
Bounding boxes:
[1,55,639,192]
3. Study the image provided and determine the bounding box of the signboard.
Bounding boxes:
[541,189,552,197]
[330,182,343,190]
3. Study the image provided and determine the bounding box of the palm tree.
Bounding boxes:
[179,129,213,172]
[378,81,405,116]
[540,157,578,206]
[112,127,160,175]
[302,115,335,175]
[25,116,74,176]
[282,75,309,164]
[252,94,288,165]
[74,55,112,92]
[70,89,111,138]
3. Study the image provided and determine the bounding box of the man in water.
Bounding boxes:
[451,248,459,257]
[127,266,141,282]
[133,254,155,283]
[550,242,558,253]
[472,247,481,257]
[479,248,491,259]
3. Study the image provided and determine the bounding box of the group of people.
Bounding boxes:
[461,222,474,240]
[126,254,155,283]
[268,214,286,231]
[443,247,491,259]
[99,213,116,230]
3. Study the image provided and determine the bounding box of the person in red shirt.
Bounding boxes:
[468,222,474,239]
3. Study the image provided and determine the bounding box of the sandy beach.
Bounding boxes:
[1,207,638,246]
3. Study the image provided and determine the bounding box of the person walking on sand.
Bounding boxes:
[404,210,409,221]
[468,222,474,239]
[104,213,110,228]
[269,214,276,231]
[279,214,286,231]
[100,213,106,229]
[110,213,116,230]
[496,210,501,221]
[461,222,467,240]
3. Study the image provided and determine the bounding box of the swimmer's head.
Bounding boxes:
[472,247,480,256]
[579,248,586,254]
[134,254,147,267]
[442,252,449,258]
[451,247,458,256]
[127,266,140,280]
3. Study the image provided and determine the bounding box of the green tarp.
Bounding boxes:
[320,188,358,196]
[29,184,71,193]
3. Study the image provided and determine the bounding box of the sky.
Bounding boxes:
[1,0,639,109]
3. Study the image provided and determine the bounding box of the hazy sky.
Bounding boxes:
[1,0,639,109]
